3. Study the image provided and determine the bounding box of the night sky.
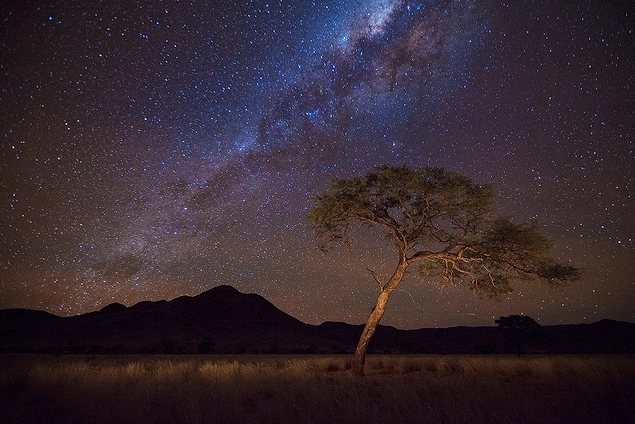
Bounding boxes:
[1,0,633,329]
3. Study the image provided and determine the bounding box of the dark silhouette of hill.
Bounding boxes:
[1,285,634,354]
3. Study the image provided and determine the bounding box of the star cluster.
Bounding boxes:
[1,0,633,328]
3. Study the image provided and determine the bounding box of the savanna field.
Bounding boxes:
[1,354,633,424]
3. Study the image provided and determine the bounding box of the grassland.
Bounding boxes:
[1,354,633,423]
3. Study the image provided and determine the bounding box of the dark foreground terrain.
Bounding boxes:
[1,354,634,424]
[1,285,634,355]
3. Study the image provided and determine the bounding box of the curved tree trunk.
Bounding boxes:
[352,260,409,376]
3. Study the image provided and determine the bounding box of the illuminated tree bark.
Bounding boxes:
[352,259,407,376]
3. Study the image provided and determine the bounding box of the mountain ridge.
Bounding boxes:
[1,285,634,354]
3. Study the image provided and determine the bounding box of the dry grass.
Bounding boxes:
[1,354,633,423]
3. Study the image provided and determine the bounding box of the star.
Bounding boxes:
[0,0,633,329]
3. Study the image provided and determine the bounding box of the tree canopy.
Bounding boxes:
[309,165,581,375]
[495,315,541,331]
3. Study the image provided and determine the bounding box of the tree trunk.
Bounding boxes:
[352,260,409,376]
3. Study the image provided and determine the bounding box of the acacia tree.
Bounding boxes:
[309,165,580,376]
[495,315,542,355]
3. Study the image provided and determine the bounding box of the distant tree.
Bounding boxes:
[309,165,581,376]
[495,315,542,355]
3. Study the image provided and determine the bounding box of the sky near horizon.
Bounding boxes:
[1,0,633,329]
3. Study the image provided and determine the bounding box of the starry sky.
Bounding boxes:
[1,0,633,329]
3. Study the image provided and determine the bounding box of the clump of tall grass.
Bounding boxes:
[1,354,633,424]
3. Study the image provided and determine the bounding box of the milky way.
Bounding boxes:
[1,0,633,328]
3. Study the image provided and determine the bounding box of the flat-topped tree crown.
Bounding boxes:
[309,165,581,376]
[310,165,493,251]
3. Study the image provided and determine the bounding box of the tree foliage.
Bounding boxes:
[495,315,541,331]
[311,165,579,297]
[309,165,581,375]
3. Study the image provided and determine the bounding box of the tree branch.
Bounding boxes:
[367,267,384,291]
